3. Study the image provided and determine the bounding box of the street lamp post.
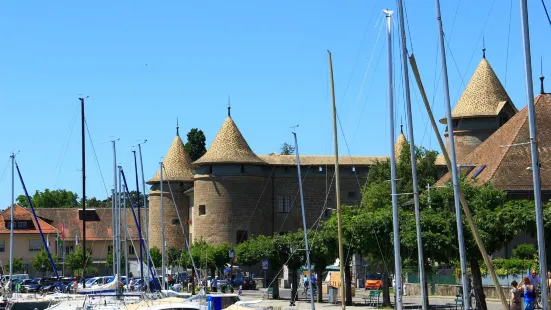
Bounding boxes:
[228,248,235,293]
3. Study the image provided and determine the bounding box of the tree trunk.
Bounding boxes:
[345,264,353,306]
[470,257,487,310]
[290,268,298,305]
[191,270,196,294]
[382,269,391,307]
[270,269,280,299]
[315,265,324,303]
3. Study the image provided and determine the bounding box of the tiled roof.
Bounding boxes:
[193,117,264,165]
[33,208,144,241]
[440,58,517,124]
[395,133,407,160]
[436,93,551,191]
[258,154,386,166]
[148,135,194,184]
[0,205,58,234]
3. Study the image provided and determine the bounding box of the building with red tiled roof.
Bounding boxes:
[0,205,144,277]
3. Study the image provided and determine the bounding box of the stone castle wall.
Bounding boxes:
[192,174,274,244]
[148,181,192,250]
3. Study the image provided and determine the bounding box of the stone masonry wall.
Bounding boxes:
[192,175,273,244]
[148,181,192,250]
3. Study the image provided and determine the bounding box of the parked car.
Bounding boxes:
[21,279,43,292]
[365,273,383,290]
[41,282,68,293]
[231,277,256,290]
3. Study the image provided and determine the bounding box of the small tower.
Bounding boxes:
[440,56,517,161]
[147,129,194,250]
[191,114,271,245]
[395,125,407,161]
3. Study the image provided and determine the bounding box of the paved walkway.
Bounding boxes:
[238,288,506,310]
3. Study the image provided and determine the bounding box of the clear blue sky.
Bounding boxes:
[1,0,550,208]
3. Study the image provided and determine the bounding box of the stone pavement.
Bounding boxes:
[238,288,505,310]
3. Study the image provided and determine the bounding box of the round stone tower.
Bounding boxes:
[440,55,517,162]
[191,113,272,245]
[147,130,194,250]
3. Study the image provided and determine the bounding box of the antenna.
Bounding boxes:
[227,96,231,117]
[482,36,486,59]
[290,124,299,133]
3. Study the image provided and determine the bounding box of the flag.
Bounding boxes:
[75,233,79,246]
[47,234,50,249]
[57,232,63,249]
[61,224,65,240]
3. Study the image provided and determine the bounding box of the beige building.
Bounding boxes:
[0,205,143,277]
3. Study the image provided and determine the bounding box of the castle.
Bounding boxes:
[147,53,551,251]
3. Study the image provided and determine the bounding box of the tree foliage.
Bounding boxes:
[513,244,537,260]
[17,189,79,208]
[5,258,24,273]
[32,249,56,273]
[184,128,207,161]
[106,250,125,269]
[150,247,162,268]
[167,247,182,267]
[66,246,92,275]
[280,143,295,155]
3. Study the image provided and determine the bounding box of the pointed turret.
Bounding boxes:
[395,125,407,160]
[147,135,194,183]
[194,116,264,165]
[440,58,516,124]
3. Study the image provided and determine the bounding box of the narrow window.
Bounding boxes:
[347,191,356,199]
[324,208,331,217]
[129,245,135,255]
[236,230,248,244]
[209,165,213,174]
[29,239,42,252]
[199,205,206,216]
[284,196,292,213]
[108,245,113,253]
[240,165,245,173]
[278,196,284,213]
[284,167,290,174]
[352,166,356,172]
[0,240,5,252]
[172,218,179,225]
[318,167,323,173]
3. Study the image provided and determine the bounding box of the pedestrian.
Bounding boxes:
[521,277,536,310]
[212,276,218,293]
[511,280,522,310]
[528,270,541,290]
[129,277,135,292]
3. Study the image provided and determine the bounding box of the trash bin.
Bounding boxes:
[328,286,339,304]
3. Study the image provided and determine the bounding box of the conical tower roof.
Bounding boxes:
[395,133,407,160]
[148,135,194,184]
[436,93,551,191]
[440,58,516,124]
[194,116,264,165]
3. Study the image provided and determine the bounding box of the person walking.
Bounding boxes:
[510,280,522,310]
[212,276,218,293]
[521,277,536,310]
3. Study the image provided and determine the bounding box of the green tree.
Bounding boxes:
[32,249,57,275]
[427,182,530,310]
[66,246,93,276]
[513,244,537,260]
[167,247,182,268]
[17,189,80,208]
[150,247,162,268]
[211,244,231,276]
[184,128,207,161]
[106,250,125,269]
[5,258,24,273]
[280,143,295,155]
[309,229,337,302]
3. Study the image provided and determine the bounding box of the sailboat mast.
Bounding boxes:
[384,10,403,310]
[433,1,468,308]
[138,143,150,281]
[112,141,117,277]
[123,179,129,286]
[292,132,315,309]
[396,1,428,309]
[118,166,123,290]
[80,97,87,286]
[9,153,14,289]
[519,0,548,307]
[328,50,346,310]
[133,151,144,284]
[160,162,165,290]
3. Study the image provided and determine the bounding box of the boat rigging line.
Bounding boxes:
[541,0,551,26]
